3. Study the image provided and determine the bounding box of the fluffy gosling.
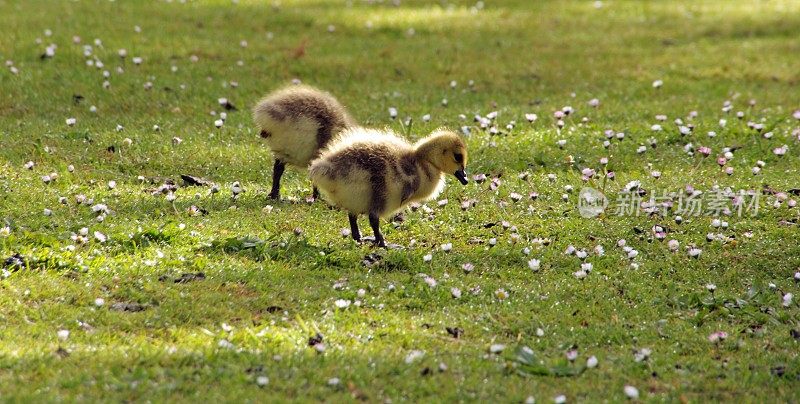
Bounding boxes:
[253,85,356,200]
[309,128,469,247]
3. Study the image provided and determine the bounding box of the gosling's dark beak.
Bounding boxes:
[454,169,468,185]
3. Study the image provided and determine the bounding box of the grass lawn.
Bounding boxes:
[1,0,800,401]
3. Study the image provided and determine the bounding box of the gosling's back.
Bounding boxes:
[253,85,355,167]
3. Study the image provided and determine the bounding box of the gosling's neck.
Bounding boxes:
[409,157,444,202]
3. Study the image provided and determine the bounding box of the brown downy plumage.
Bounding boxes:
[253,84,356,200]
[309,128,469,247]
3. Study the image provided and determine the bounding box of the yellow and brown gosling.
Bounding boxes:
[309,128,469,247]
[253,84,356,200]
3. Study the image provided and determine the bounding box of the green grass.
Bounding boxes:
[1,0,800,401]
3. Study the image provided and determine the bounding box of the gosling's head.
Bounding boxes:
[417,129,469,185]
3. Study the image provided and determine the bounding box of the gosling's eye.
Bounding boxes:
[454,153,463,163]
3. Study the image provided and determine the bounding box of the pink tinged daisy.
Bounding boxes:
[688,247,702,258]
[652,79,663,88]
[633,348,651,362]
[717,157,727,166]
[588,98,600,107]
[528,258,541,271]
[708,331,728,343]
[93,231,107,243]
[724,167,734,175]
[668,239,679,251]
[525,113,537,123]
[773,145,788,156]
[489,344,506,354]
[573,270,587,279]
[462,262,474,273]
[66,117,77,126]
[450,287,461,298]
[784,293,793,307]
[586,355,598,368]
[594,245,605,256]
[566,349,578,361]
[624,385,639,399]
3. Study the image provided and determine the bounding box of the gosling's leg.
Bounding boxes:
[312,186,320,201]
[268,159,286,200]
[348,213,361,242]
[368,213,386,248]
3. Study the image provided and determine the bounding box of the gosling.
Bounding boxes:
[253,85,356,200]
[309,128,469,247]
